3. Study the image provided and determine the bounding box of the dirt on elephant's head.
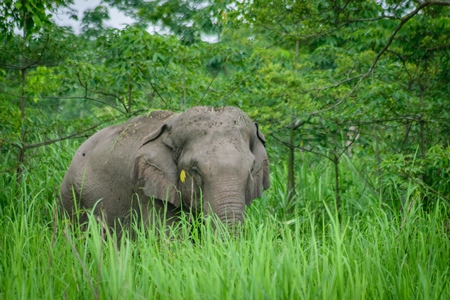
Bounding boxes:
[169,106,253,147]
[148,110,174,120]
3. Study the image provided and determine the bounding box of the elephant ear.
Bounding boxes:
[246,123,270,205]
[130,123,181,207]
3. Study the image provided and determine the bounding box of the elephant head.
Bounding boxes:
[131,106,270,227]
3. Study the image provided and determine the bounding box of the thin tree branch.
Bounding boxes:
[26,34,51,69]
[0,35,51,70]
[307,1,441,117]
[50,95,126,114]
[77,73,128,112]
[11,123,102,150]
[136,65,167,106]
[413,177,450,207]
[10,109,146,151]
[197,65,222,106]
[271,133,334,161]
[0,89,126,114]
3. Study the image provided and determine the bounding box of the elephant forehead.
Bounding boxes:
[184,106,247,116]
[187,136,253,162]
[178,126,252,149]
[178,107,252,127]
[176,115,252,136]
[171,107,254,147]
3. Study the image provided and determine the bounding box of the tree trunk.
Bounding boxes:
[374,124,382,203]
[17,67,26,178]
[182,59,186,109]
[287,123,296,204]
[420,85,426,159]
[419,85,429,209]
[127,79,132,113]
[17,1,28,180]
[333,150,341,211]
[286,39,300,205]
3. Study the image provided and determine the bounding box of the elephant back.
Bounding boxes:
[60,110,175,223]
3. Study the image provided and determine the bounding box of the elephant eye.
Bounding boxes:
[191,165,200,174]
[190,161,202,177]
[189,165,203,186]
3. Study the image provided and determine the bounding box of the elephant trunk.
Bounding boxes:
[205,182,246,230]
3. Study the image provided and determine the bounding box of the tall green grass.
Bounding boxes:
[1,143,449,299]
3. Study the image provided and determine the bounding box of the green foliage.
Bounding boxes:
[382,145,450,209]
[104,0,226,44]
[219,0,450,205]
[1,0,449,205]
[80,5,111,39]
[0,0,74,36]
[0,0,450,292]
[0,23,79,163]
[1,2,450,297]
[0,99,21,146]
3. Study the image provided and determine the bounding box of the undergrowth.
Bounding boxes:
[1,142,449,299]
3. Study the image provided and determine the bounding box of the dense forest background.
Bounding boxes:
[2,0,449,213]
[1,1,450,298]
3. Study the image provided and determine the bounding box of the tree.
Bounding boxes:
[0,0,74,177]
[224,0,450,209]
[103,0,227,44]
[80,5,111,39]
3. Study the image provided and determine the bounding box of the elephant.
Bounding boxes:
[60,106,270,237]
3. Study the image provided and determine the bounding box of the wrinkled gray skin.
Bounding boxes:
[60,106,270,236]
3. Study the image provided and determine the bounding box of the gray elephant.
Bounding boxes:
[60,106,270,237]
